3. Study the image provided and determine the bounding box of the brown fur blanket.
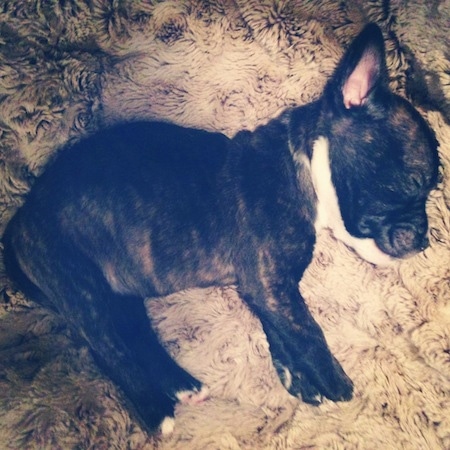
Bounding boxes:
[0,1,449,448]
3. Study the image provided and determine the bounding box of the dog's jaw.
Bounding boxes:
[310,136,395,267]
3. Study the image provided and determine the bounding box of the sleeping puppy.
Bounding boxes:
[2,24,439,434]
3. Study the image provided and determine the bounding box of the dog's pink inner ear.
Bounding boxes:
[343,50,380,109]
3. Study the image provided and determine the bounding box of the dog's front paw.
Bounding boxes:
[274,360,322,404]
[291,372,323,405]
[321,354,354,402]
[274,347,353,404]
[296,349,354,403]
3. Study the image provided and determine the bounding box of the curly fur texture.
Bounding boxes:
[0,1,449,448]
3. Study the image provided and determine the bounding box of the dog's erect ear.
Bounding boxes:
[329,24,388,110]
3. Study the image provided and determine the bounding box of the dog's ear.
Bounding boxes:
[328,24,388,110]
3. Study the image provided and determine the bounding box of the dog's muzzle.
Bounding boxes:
[377,221,429,258]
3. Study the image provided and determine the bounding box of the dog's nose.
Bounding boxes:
[390,224,428,255]
[391,226,413,248]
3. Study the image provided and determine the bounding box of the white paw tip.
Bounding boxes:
[160,416,175,436]
[176,385,210,405]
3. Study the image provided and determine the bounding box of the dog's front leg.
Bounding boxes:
[236,251,353,404]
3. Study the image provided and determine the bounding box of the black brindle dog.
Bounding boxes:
[2,24,439,433]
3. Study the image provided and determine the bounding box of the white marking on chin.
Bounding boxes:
[310,136,395,267]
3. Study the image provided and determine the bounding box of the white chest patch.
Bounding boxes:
[310,136,394,266]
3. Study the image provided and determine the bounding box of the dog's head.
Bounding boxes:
[313,24,440,265]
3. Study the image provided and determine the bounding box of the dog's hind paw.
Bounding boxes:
[176,385,210,405]
[160,416,176,435]
[156,385,209,436]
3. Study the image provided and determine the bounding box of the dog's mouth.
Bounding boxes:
[332,221,429,267]
[349,205,431,263]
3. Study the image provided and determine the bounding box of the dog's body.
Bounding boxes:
[2,24,439,434]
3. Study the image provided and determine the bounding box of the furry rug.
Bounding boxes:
[0,1,449,448]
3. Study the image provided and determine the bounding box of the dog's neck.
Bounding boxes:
[310,136,395,266]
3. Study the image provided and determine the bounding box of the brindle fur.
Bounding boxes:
[2,24,439,433]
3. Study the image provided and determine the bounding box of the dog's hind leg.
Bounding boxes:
[4,229,205,434]
[84,286,205,434]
